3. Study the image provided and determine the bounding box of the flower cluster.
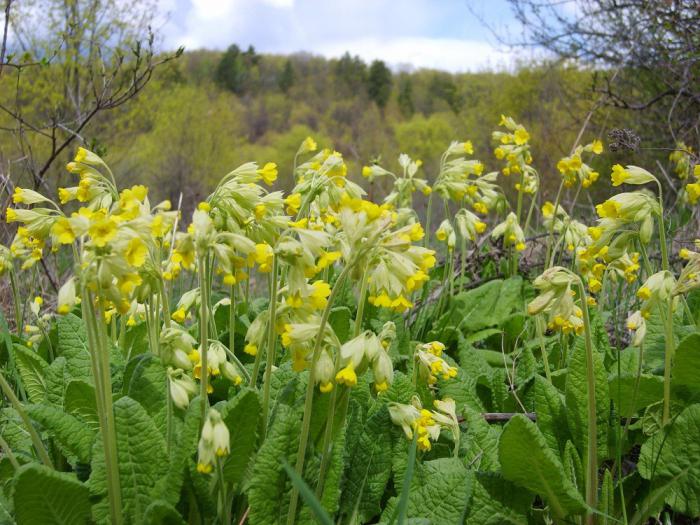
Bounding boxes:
[556,140,603,189]
[389,396,459,452]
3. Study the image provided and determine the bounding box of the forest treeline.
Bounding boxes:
[0,43,674,214]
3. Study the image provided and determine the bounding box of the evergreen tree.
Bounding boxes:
[278,59,295,93]
[215,44,259,95]
[334,52,368,95]
[398,76,415,118]
[367,60,393,109]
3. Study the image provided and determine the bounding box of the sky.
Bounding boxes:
[157,0,531,73]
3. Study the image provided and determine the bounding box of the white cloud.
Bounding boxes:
[316,37,520,73]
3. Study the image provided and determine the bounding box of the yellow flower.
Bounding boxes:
[284,193,302,215]
[51,217,76,244]
[591,139,603,154]
[463,140,474,154]
[198,202,211,212]
[89,214,117,247]
[362,166,372,177]
[125,237,147,267]
[253,243,274,272]
[596,200,620,219]
[611,164,629,186]
[309,280,331,309]
[257,162,278,186]
[687,183,700,204]
[302,136,317,153]
[172,308,187,323]
[244,344,258,356]
[514,127,530,145]
[335,364,357,387]
[637,286,652,300]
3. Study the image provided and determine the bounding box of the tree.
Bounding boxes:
[278,59,295,93]
[505,0,700,147]
[429,73,463,114]
[367,60,393,110]
[398,75,415,118]
[334,52,367,95]
[215,44,259,95]
[0,0,182,191]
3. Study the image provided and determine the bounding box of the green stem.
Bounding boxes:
[0,434,20,471]
[198,256,210,425]
[316,267,369,497]
[535,316,552,382]
[287,264,352,525]
[423,193,434,248]
[9,269,23,334]
[578,281,598,524]
[229,283,236,355]
[0,371,53,468]
[260,255,279,437]
[85,291,122,525]
[662,297,674,426]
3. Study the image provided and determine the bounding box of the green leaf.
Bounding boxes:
[220,388,260,486]
[56,314,92,381]
[151,397,201,505]
[534,376,569,455]
[329,307,352,344]
[248,403,301,525]
[143,500,187,525]
[466,472,530,525]
[599,469,615,525]
[638,403,700,516]
[282,460,333,525]
[433,278,523,335]
[460,407,500,471]
[13,464,91,524]
[12,344,48,403]
[565,338,609,462]
[25,404,95,463]
[499,415,586,518]
[672,333,700,400]
[45,357,68,407]
[124,353,167,418]
[64,380,99,433]
[609,374,663,418]
[89,396,168,524]
[642,310,693,371]
[340,404,394,523]
[382,458,472,524]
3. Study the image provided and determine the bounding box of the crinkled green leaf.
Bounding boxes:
[45,357,68,407]
[499,414,586,518]
[220,388,260,486]
[534,376,569,455]
[13,464,90,525]
[248,403,301,525]
[566,338,609,462]
[672,333,700,400]
[89,396,168,524]
[151,397,201,505]
[609,374,663,418]
[25,404,95,463]
[466,472,530,525]
[340,404,393,523]
[12,344,48,403]
[64,380,99,433]
[383,458,472,524]
[56,314,92,381]
[638,403,700,516]
[461,407,500,471]
[143,499,187,525]
[124,353,167,419]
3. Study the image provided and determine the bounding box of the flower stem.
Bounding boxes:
[316,267,369,497]
[198,256,210,425]
[662,297,674,426]
[0,371,53,468]
[577,280,598,524]
[260,255,279,437]
[544,181,564,269]
[287,264,351,525]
